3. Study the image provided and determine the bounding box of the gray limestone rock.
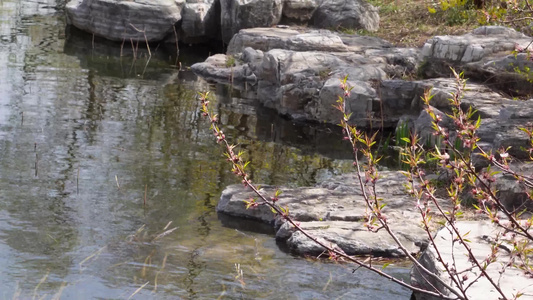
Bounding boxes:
[191,53,257,83]
[66,0,184,42]
[282,0,319,22]
[419,26,533,96]
[217,171,431,257]
[412,221,533,300]
[306,78,376,125]
[311,0,380,32]
[279,220,426,257]
[227,28,348,55]
[220,0,283,44]
[179,0,219,43]
[421,26,530,64]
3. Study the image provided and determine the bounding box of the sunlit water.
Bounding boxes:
[0,0,411,299]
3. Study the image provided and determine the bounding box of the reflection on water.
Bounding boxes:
[0,0,411,299]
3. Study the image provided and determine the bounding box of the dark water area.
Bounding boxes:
[0,0,411,298]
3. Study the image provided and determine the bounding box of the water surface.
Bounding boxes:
[0,1,411,298]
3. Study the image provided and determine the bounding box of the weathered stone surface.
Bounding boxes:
[194,26,532,157]
[412,221,533,300]
[421,26,529,63]
[253,49,345,116]
[414,106,454,147]
[220,0,283,44]
[227,28,348,55]
[397,78,533,158]
[282,0,319,22]
[217,171,431,257]
[278,220,426,257]
[311,0,380,32]
[420,26,532,96]
[191,53,257,83]
[306,78,376,125]
[179,0,219,43]
[491,163,533,212]
[463,53,533,96]
[66,0,184,42]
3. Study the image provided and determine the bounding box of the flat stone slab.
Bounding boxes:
[227,27,349,54]
[217,171,430,257]
[66,0,183,42]
[421,26,531,63]
[277,220,427,257]
[412,221,533,300]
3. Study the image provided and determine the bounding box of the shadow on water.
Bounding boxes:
[217,212,276,235]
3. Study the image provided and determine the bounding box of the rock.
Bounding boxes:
[407,78,505,119]
[311,0,380,32]
[179,0,219,43]
[191,53,257,84]
[421,26,529,64]
[220,0,283,44]
[492,121,533,160]
[338,33,392,50]
[217,184,278,224]
[282,0,319,22]
[419,26,533,96]
[306,78,376,125]
[278,220,426,257]
[492,163,533,212]
[66,0,184,42]
[412,221,533,300]
[253,49,345,114]
[414,106,454,147]
[217,171,432,257]
[194,27,420,126]
[250,48,391,121]
[403,78,533,159]
[227,28,348,55]
[463,53,533,96]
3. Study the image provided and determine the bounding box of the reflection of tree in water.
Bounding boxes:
[185,247,206,299]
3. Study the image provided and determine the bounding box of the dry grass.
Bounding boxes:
[367,0,480,47]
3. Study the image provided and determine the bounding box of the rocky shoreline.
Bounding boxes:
[193,24,533,299]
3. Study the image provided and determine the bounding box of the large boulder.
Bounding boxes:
[421,26,529,63]
[277,220,426,257]
[420,26,533,96]
[179,0,220,43]
[282,0,319,22]
[306,77,377,125]
[194,28,419,125]
[66,0,184,42]
[227,27,349,55]
[491,163,533,212]
[311,0,380,32]
[412,221,533,300]
[220,0,283,44]
[217,171,430,257]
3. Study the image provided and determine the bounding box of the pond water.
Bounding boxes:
[0,0,411,299]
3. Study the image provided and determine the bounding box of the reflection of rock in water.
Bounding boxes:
[64,26,220,80]
[218,212,275,234]
[64,27,176,80]
[214,82,353,161]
